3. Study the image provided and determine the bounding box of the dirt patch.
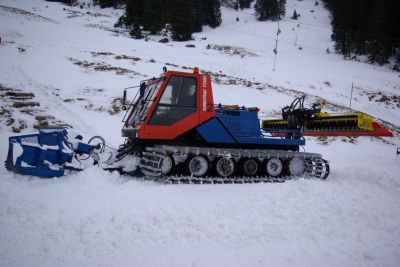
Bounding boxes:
[34,114,72,129]
[6,117,15,126]
[84,24,123,35]
[91,51,114,57]
[34,122,72,129]
[316,136,357,146]
[108,98,122,115]
[366,91,400,108]
[69,58,143,76]
[1,84,73,131]
[0,107,11,116]
[89,51,142,63]
[165,62,179,67]
[0,84,13,92]
[115,55,141,62]
[12,120,27,133]
[35,115,55,121]
[5,91,35,97]
[83,88,104,93]
[20,109,36,115]
[64,8,111,19]
[206,44,258,58]
[93,65,133,75]
[13,101,40,108]
[315,136,336,145]
[340,136,358,144]
[6,91,35,101]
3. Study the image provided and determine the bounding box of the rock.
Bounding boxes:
[159,38,169,43]
[186,44,195,48]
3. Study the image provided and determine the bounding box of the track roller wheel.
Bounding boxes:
[160,155,174,175]
[240,158,260,177]
[265,158,283,177]
[215,157,235,177]
[288,158,305,176]
[188,156,209,177]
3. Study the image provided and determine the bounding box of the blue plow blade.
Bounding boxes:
[5,129,95,178]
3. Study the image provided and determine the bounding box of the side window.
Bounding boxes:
[178,77,196,106]
[159,76,180,105]
[149,76,197,125]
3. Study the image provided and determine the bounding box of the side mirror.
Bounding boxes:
[121,89,127,110]
[140,82,146,98]
[122,89,127,105]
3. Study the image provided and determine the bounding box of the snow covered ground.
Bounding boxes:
[0,0,399,266]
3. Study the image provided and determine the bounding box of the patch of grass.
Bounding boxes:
[69,58,142,76]
[13,101,40,108]
[91,51,114,56]
[115,55,141,61]
[207,44,258,57]
[367,91,400,108]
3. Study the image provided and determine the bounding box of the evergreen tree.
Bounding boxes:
[168,0,193,41]
[192,0,204,32]
[204,0,222,28]
[323,0,400,64]
[94,0,125,8]
[143,0,166,34]
[291,9,298,20]
[278,0,286,17]
[239,0,253,9]
[125,0,145,26]
[255,0,285,21]
[129,17,143,39]
[116,0,224,41]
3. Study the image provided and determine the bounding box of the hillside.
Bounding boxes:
[0,0,399,266]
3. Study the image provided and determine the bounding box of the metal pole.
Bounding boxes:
[273,21,280,72]
[349,82,354,108]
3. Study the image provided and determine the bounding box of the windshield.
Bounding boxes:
[126,78,164,127]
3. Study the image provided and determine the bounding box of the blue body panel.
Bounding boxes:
[196,106,305,146]
[196,118,235,143]
[216,109,261,138]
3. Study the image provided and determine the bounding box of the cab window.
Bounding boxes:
[149,76,197,125]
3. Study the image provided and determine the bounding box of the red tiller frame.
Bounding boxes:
[303,122,393,137]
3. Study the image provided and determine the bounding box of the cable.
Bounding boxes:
[88,135,106,153]
[105,144,118,151]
